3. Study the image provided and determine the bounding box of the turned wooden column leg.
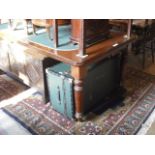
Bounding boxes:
[71,66,87,121]
[74,79,84,120]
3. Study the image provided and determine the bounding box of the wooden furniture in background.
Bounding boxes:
[133,21,155,68]
[110,19,155,68]
[109,19,129,32]
[31,19,70,40]
[71,19,110,45]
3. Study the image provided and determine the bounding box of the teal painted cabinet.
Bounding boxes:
[46,54,121,118]
[46,64,74,119]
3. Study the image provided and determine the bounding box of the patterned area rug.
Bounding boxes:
[0,74,28,102]
[2,67,155,135]
[108,84,155,134]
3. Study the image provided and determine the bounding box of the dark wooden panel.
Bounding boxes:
[71,19,110,45]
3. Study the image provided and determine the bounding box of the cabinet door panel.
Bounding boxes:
[25,53,44,89]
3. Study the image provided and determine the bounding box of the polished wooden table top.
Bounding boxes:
[0,26,134,67]
[19,32,134,66]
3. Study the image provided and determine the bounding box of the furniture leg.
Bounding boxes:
[71,66,87,121]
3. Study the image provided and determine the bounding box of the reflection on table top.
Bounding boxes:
[0,22,135,66]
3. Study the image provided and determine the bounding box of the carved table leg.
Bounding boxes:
[71,66,87,121]
[74,79,84,120]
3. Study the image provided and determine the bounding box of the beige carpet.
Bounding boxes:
[146,121,155,134]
